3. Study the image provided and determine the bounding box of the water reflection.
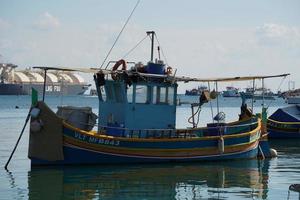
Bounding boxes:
[28,160,271,200]
[269,139,300,156]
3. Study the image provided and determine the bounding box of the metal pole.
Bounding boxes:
[262,78,265,108]
[147,31,155,62]
[251,79,255,112]
[151,32,154,62]
[216,82,220,122]
[42,69,47,102]
[4,109,31,170]
[208,82,214,122]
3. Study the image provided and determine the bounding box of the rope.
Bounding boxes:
[122,34,149,59]
[251,79,255,112]
[101,0,140,69]
[188,105,201,127]
[259,145,265,160]
[208,82,214,122]
[215,81,220,122]
[154,34,169,66]
[266,76,287,109]
[5,108,32,170]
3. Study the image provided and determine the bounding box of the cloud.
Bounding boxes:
[1,22,299,91]
[256,23,300,47]
[33,12,61,30]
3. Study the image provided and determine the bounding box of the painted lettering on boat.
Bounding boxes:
[74,132,120,146]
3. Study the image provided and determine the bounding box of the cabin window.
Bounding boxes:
[100,86,106,101]
[153,86,157,104]
[127,85,133,103]
[159,87,167,104]
[153,86,174,105]
[168,87,174,105]
[136,85,148,104]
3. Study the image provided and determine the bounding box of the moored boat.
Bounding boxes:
[267,105,300,138]
[25,31,284,166]
[286,96,300,104]
[222,86,240,97]
[185,85,208,96]
[244,87,275,100]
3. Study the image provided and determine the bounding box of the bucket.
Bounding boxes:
[146,62,165,74]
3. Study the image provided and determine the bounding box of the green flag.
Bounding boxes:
[31,88,38,106]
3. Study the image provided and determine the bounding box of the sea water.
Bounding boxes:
[0,95,300,200]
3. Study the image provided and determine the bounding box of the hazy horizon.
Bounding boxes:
[1,0,299,93]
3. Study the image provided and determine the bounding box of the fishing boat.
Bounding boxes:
[244,87,275,100]
[24,31,282,166]
[280,86,300,104]
[286,96,300,104]
[185,85,208,96]
[267,105,300,138]
[222,86,240,97]
[28,78,267,165]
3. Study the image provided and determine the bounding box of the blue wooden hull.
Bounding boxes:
[28,101,267,166]
[30,121,262,166]
[267,105,300,138]
[268,129,300,138]
[31,143,259,165]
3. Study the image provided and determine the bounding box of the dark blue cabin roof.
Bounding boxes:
[269,105,300,122]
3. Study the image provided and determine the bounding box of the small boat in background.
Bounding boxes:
[267,105,300,138]
[279,86,300,104]
[222,86,240,97]
[286,96,300,104]
[244,87,275,100]
[185,85,208,96]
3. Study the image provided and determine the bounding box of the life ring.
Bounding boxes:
[111,59,127,80]
[112,59,127,71]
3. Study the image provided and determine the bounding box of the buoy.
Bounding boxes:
[218,137,224,154]
[270,148,278,158]
[30,119,43,132]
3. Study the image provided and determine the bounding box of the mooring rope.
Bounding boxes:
[266,76,287,109]
[154,33,169,66]
[101,0,140,69]
[122,34,149,59]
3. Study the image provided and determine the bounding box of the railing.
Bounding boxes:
[93,120,259,139]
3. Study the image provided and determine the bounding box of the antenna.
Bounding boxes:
[146,31,155,62]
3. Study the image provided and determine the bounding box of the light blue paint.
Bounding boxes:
[97,79,177,132]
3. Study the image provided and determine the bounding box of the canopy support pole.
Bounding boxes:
[42,69,47,102]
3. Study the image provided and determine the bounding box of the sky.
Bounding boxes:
[0,0,300,93]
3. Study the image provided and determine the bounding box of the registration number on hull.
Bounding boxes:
[74,132,120,146]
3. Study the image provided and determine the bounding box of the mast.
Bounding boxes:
[42,69,47,102]
[146,31,155,62]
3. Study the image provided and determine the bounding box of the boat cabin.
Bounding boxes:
[94,63,177,136]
